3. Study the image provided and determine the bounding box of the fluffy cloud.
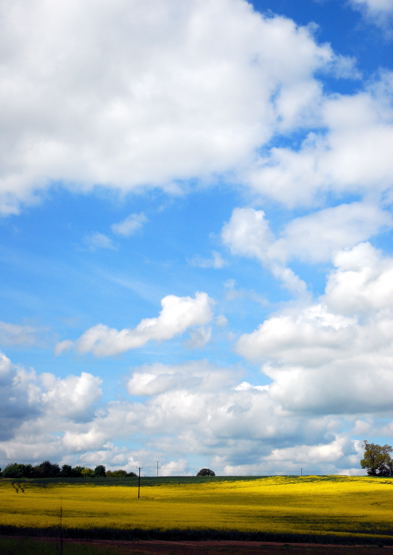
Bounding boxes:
[237,243,393,415]
[0,352,364,474]
[247,74,393,206]
[222,202,391,292]
[127,360,240,396]
[0,352,102,444]
[57,292,214,356]
[271,202,392,264]
[350,0,393,28]
[325,242,393,315]
[222,207,306,294]
[0,0,350,215]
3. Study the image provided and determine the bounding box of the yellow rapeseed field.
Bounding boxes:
[1,476,393,540]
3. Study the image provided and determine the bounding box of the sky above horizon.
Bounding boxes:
[1,0,393,476]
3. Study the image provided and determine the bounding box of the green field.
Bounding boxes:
[1,475,393,544]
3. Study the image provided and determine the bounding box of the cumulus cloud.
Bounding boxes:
[222,203,392,292]
[247,74,393,206]
[222,207,307,294]
[325,242,393,315]
[127,360,240,396]
[271,202,393,263]
[349,0,393,29]
[40,372,102,421]
[237,243,393,415]
[0,352,102,444]
[58,292,214,357]
[0,352,364,474]
[111,212,147,237]
[0,0,352,215]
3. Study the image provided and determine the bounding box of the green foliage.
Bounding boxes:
[3,463,28,478]
[196,468,215,476]
[94,465,106,477]
[106,470,127,478]
[360,441,393,476]
[34,461,61,477]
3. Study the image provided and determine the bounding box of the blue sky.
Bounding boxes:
[1,0,393,476]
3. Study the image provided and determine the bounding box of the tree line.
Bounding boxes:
[0,460,137,479]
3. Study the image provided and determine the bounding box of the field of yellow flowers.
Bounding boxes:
[1,476,393,541]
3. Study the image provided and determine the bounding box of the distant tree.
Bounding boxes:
[60,464,74,477]
[127,471,137,477]
[360,441,393,476]
[81,467,94,477]
[106,469,127,478]
[3,463,27,478]
[196,468,215,477]
[34,461,61,478]
[94,465,106,477]
[72,466,84,477]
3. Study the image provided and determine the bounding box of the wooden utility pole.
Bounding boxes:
[156,461,159,477]
[137,467,141,499]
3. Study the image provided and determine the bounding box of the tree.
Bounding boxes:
[60,464,74,477]
[360,441,393,476]
[33,461,61,478]
[106,469,127,478]
[196,468,215,477]
[72,466,84,477]
[3,463,27,478]
[94,465,106,477]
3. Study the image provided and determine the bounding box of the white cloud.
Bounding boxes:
[325,242,393,315]
[111,212,147,237]
[159,459,189,476]
[84,232,115,251]
[127,360,239,396]
[350,0,393,28]
[222,207,307,294]
[0,352,368,474]
[0,321,41,347]
[40,372,102,421]
[237,243,393,415]
[0,0,349,215]
[63,429,107,452]
[247,75,393,207]
[189,251,226,269]
[237,303,356,367]
[222,203,392,292]
[0,352,102,444]
[59,292,214,356]
[271,202,392,263]
[186,326,212,349]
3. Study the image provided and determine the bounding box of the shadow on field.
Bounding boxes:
[3,536,393,554]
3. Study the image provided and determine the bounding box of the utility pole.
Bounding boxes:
[137,467,141,499]
[156,461,159,477]
[301,467,303,476]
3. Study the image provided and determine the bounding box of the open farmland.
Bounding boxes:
[1,476,393,544]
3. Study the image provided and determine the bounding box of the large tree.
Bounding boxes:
[360,441,393,476]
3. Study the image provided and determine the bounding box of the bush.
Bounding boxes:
[196,468,215,477]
